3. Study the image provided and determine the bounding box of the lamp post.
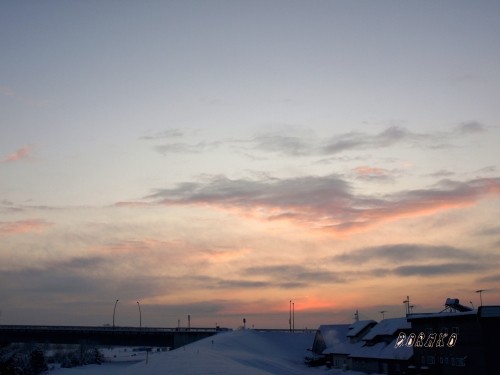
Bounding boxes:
[289,300,292,332]
[476,289,486,306]
[379,310,387,320]
[403,296,410,315]
[137,301,142,329]
[113,299,119,329]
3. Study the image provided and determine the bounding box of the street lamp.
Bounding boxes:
[137,301,142,329]
[476,289,486,306]
[403,296,410,315]
[113,299,119,329]
[379,310,387,320]
[289,300,291,332]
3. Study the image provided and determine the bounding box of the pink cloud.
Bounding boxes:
[353,166,388,176]
[145,175,500,236]
[2,145,33,163]
[0,219,53,235]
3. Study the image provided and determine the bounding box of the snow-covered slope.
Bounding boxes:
[50,329,379,375]
[119,330,317,375]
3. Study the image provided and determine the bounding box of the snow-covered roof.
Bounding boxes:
[350,337,413,361]
[362,317,411,341]
[346,320,376,337]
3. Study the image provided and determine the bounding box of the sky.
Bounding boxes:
[1,0,500,329]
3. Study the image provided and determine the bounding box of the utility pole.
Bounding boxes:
[113,299,119,329]
[137,301,142,329]
[403,296,410,315]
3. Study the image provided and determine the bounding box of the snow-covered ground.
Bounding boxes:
[49,329,378,375]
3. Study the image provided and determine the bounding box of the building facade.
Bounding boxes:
[407,306,500,374]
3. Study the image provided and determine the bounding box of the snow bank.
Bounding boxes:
[118,329,318,375]
[49,330,382,375]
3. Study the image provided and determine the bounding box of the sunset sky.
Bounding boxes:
[1,1,500,329]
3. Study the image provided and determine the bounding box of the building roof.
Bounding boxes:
[407,310,477,320]
[346,320,376,337]
[317,318,413,360]
[350,337,413,361]
[479,305,500,318]
[362,317,411,341]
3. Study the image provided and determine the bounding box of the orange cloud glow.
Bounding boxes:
[353,166,388,176]
[2,145,32,163]
[151,176,500,237]
[0,219,53,235]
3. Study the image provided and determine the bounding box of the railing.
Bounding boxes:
[0,325,222,332]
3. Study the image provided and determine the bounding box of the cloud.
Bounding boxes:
[474,166,496,175]
[0,262,176,306]
[477,274,500,283]
[251,133,314,156]
[243,264,346,287]
[333,244,477,264]
[426,169,456,178]
[454,121,485,135]
[0,219,53,236]
[332,243,498,279]
[155,141,221,154]
[321,126,425,155]
[352,166,393,181]
[145,174,500,235]
[146,124,488,158]
[475,226,500,237]
[140,128,184,140]
[248,127,417,156]
[393,263,488,276]
[2,145,33,163]
[312,124,485,156]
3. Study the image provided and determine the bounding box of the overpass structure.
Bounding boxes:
[0,325,222,349]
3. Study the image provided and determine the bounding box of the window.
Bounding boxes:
[451,357,455,366]
[456,357,466,367]
[452,326,459,334]
[425,328,433,335]
[427,356,435,365]
[421,356,426,365]
[444,357,449,365]
[439,357,443,364]
[440,327,448,334]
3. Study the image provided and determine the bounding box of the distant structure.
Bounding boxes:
[408,301,500,374]
[308,296,500,374]
[440,298,473,313]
